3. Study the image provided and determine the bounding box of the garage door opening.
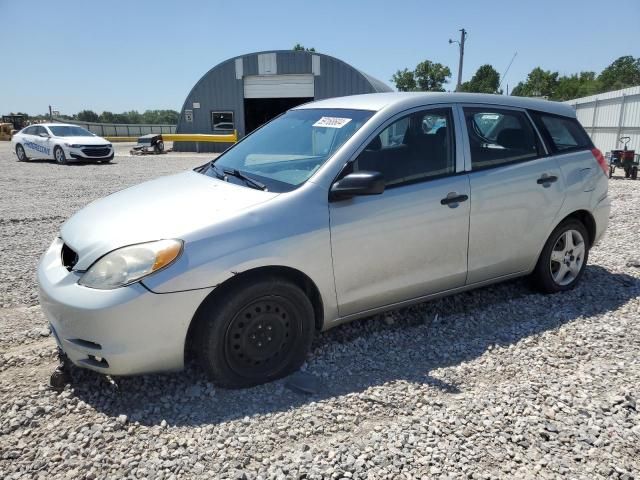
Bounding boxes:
[244,97,313,134]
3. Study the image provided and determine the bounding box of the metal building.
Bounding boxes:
[174,50,392,152]
[565,85,640,154]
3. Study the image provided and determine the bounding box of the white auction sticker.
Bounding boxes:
[313,117,352,128]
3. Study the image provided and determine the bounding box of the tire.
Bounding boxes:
[531,219,589,294]
[609,165,614,178]
[154,141,164,153]
[195,276,315,388]
[15,144,28,161]
[632,166,638,180]
[54,146,67,165]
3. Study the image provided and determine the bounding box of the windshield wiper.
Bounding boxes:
[223,168,267,191]
[209,163,225,179]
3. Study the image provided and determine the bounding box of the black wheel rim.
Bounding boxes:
[224,296,300,379]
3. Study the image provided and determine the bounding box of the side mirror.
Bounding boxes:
[38,132,49,138]
[330,171,385,201]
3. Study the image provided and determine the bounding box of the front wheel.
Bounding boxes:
[195,277,315,388]
[632,166,638,180]
[531,219,589,293]
[16,144,28,161]
[54,146,67,165]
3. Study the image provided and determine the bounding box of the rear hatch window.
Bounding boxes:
[529,111,593,153]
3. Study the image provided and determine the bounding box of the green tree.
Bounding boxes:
[391,68,417,91]
[99,111,115,123]
[459,64,501,93]
[140,109,179,124]
[76,110,99,122]
[414,60,451,91]
[598,55,640,92]
[511,67,559,98]
[292,43,316,52]
[554,72,599,101]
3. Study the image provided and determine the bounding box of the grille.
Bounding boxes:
[81,147,111,157]
[61,243,79,271]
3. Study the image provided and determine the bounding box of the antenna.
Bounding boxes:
[499,52,518,92]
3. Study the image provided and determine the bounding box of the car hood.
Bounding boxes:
[55,136,110,145]
[61,171,278,270]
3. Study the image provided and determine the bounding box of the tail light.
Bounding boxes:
[592,148,608,176]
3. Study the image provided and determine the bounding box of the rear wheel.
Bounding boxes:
[16,144,28,161]
[195,277,315,388]
[609,165,614,178]
[54,146,67,165]
[154,141,164,153]
[632,166,638,180]
[531,219,589,293]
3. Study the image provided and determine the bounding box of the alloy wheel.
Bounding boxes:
[549,229,585,286]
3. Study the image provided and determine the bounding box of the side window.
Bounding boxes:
[23,126,36,135]
[34,126,45,136]
[211,111,234,132]
[355,108,455,186]
[464,108,541,170]
[530,112,593,153]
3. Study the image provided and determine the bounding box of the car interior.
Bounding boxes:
[356,111,453,186]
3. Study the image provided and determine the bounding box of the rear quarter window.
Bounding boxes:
[530,111,593,153]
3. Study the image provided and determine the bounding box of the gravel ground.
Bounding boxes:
[0,140,638,479]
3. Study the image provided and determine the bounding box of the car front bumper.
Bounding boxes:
[37,238,213,376]
[65,146,114,161]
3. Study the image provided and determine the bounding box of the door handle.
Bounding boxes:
[440,192,469,206]
[536,174,558,185]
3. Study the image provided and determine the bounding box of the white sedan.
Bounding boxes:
[12,123,114,164]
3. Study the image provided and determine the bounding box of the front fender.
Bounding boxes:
[140,181,339,325]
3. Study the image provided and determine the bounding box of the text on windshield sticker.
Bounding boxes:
[313,117,352,128]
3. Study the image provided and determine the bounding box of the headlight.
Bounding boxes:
[79,239,183,289]
[64,143,82,148]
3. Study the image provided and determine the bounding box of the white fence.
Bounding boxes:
[52,118,176,137]
[565,85,640,153]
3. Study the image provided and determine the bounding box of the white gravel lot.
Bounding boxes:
[0,140,638,479]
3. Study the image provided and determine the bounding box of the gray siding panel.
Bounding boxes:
[277,51,311,74]
[175,51,391,152]
[244,56,259,76]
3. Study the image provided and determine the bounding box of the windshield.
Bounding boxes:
[48,125,95,137]
[202,108,374,192]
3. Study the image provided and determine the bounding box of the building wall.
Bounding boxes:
[565,86,640,154]
[175,51,391,153]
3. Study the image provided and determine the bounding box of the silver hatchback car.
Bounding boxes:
[38,93,610,387]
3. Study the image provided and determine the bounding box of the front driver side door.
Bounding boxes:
[32,126,52,158]
[329,106,470,317]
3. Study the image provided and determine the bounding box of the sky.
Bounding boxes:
[1,0,639,115]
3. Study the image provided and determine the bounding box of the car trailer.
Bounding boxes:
[130,134,166,155]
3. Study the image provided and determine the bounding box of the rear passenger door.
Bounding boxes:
[329,106,470,316]
[462,106,566,284]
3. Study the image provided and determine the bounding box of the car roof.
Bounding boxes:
[294,92,576,118]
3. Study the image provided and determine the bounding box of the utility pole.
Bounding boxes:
[449,28,467,91]
[49,105,53,120]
